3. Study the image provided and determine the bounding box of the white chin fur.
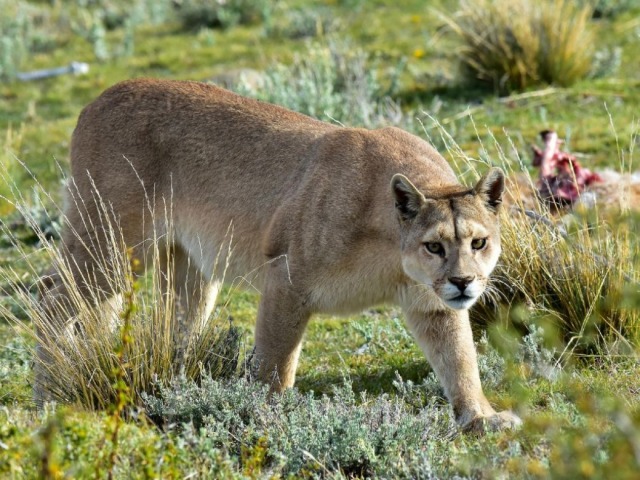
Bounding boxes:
[443,295,478,310]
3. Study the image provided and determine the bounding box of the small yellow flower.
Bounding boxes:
[413,48,425,59]
[527,459,546,477]
[579,460,594,477]
[411,15,421,23]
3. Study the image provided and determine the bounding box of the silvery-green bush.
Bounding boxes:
[0,1,53,79]
[142,326,561,477]
[144,376,455,477]
[234,42,408,129]
[266,7,341,39]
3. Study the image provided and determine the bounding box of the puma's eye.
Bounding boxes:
[424,242,444,256]
[471,238,487,250]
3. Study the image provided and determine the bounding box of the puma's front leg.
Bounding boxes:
[405,307,521,433]
[253,263,311,393]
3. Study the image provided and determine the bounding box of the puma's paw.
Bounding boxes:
[462,410,522,434]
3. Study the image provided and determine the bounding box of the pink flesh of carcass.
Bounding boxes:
[532,130,602,205]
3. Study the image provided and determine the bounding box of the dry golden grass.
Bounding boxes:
[441,0,595,92]
[0,179,240,410]
[495,196,638,353]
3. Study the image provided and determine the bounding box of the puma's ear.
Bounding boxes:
[391,174,426,221]
[474,167,504,211]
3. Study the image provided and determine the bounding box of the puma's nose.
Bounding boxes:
[449,276,474,292]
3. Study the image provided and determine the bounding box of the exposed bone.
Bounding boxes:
[532,130,602,205]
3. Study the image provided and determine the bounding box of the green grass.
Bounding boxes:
[1,0,640,478]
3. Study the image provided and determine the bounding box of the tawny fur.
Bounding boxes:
[38,78,520,432]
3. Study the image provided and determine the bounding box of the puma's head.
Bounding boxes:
[391,168,504,310]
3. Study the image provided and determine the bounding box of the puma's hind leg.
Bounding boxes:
[159,244,221,367]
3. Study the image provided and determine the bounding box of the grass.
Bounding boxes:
[0,0,639,478]
[1,178,242,410]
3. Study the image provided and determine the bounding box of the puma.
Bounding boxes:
[38,78,521,432]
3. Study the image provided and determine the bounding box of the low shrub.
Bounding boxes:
[71,0,173,60]
[144,376,455,477]
[0,334,31,403]
[234,41,406,129]
[266,6,341,39]
[176,0,271,31]
[0,0,173,69]
[0,0,55,79]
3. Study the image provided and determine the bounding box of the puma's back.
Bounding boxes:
[71,79,331,229]
[69,78,462,288]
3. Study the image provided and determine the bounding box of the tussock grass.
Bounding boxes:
[496,201,638,352]
[496,172,639,351]
[441,0,596,93]
[0,176,240,410]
